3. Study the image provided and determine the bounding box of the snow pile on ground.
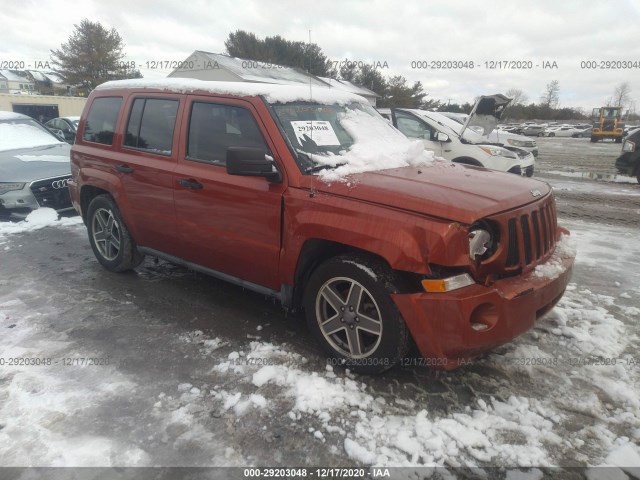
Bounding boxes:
[184,338,566,468]
[0,208,82,239]
[0,293,146,466]
[315,109,434,183]
[546,170,639,185]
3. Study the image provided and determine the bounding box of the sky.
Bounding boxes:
[1,0,639,110]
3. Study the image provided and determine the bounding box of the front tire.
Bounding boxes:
[303,254,410,374]
[87,194,144,272]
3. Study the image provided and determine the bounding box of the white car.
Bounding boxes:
[545,126,582,137]
[440,112,538,157]
[379,95,535,176]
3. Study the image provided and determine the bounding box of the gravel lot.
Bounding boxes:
[0,137,638,477]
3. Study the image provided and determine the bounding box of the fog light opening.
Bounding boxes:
[470,303,498,332]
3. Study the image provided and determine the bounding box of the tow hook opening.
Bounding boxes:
[470,303,498,331]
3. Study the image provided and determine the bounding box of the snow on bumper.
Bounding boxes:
[391,238,575,370]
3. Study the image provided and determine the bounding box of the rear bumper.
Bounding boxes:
[391,254,574,370]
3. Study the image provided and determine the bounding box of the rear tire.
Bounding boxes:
[303,254,410,374]
[87,194,144,272]
[590,136,598,143]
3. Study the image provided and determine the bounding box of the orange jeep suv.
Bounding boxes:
[69,79,575,373]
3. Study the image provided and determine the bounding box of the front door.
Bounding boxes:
[173,96,286,291]
[392,110,446,158]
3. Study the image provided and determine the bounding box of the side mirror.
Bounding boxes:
[436,132,450,142]
[226,146,282,182]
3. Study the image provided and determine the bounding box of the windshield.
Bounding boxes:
[270,101,432,181]
[0,118,64,151]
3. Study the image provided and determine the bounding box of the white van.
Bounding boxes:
[379,107,535,176]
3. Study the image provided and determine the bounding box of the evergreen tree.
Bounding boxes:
[225,30,331,76]
[50,19,141,90]
[378,76,427,108]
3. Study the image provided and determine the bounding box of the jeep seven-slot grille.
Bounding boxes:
[505,199,557,268]
[29,177,72,210]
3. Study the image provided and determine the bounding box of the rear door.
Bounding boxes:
[106,95,183,254]
[172,96,286,291]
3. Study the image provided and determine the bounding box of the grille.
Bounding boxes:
[29,177,72,210]
[505,198,557,269]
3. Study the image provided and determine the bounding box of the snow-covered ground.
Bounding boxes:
[0,208,639,476]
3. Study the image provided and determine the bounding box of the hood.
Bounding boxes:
[315,160,551,225]
[459,94,512,139]
[0,144,71,182]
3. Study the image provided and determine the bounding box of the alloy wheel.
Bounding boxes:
[92,208,121,261]
[315,277,383,358]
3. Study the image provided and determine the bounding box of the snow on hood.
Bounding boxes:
[96,78,367,106]
[313,109,435,183]
[0,123,65,151]
[15,154,69,163]
[0,143,71,182]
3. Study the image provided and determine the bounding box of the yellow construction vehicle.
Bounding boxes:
[591,106,624,143]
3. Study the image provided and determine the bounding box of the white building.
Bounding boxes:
[0,70,35,93]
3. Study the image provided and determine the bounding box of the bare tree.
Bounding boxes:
[505,88,528,105]
[540,80,560,109]
[612,82,632,108]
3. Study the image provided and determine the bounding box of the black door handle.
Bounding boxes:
[115,165,134,173]
[179,178,203,190]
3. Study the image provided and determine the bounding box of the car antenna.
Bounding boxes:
[308,28,316,198]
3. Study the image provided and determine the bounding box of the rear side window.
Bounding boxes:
[187,102,268,165]
[83,97,122,145]
[124,98,179,155]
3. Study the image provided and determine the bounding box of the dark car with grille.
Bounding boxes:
[0,111,73,219]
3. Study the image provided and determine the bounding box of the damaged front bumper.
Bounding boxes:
[391,255,574,370]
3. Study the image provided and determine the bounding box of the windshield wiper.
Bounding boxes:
[296,149,347,174]
[305,162,348,174]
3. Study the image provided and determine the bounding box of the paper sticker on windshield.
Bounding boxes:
[290,121,340,147]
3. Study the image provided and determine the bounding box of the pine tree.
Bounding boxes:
[50,19,142,90]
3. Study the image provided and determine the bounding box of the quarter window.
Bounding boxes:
[83,97,122,145]
[187,103,268,165]
[124,98,179,155]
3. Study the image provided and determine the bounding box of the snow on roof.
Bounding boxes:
[0,69,33,82]
[318,77,379,98]
[191,51,329,87]
[96,78,368,105]
[26,70,48,82]
[42,71,65,83]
